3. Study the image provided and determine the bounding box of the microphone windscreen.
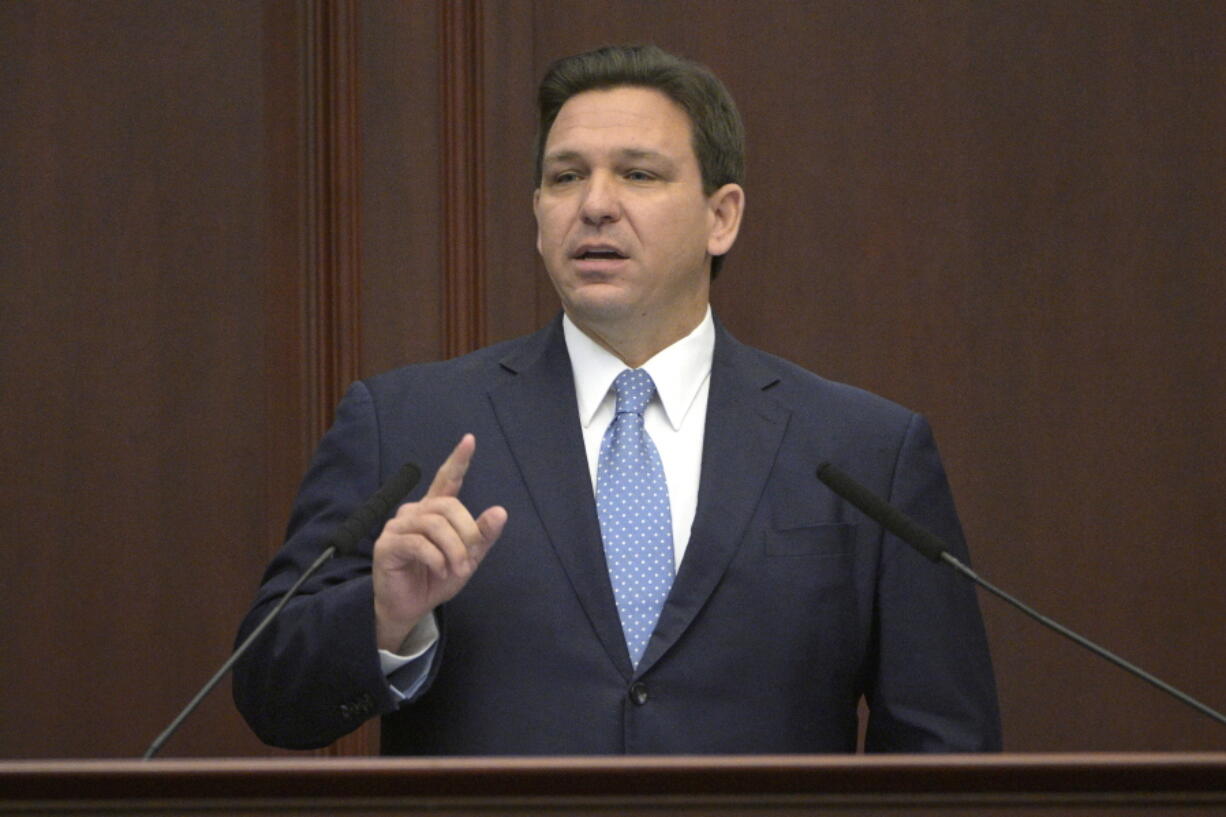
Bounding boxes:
[331,461,422,556]
[816,462,947,562]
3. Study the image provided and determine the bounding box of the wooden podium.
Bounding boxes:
[2,754,1224,815]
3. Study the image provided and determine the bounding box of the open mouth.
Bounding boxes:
[574,248,628,261]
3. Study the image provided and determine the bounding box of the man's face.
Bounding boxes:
[534,86,741,349]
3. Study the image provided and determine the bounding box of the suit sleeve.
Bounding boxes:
[231,381,441,749]
[863,413,1003,751]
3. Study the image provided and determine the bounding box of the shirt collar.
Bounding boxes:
[564,307,715,432]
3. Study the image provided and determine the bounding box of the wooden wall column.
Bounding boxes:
[304,0,364,440]
[440,0,488,358]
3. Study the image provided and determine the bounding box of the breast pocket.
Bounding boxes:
[764,519,857,558]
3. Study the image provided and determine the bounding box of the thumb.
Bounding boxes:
[474,505,508,556]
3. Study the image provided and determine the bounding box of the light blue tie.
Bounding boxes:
[596,368,675,668]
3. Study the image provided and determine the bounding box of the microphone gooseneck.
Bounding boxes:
[816,461,1226,729]
[142,461,422,759]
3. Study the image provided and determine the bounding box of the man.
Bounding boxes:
[234,44,1001,754]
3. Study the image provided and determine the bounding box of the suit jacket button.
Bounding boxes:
[629,682,649,706]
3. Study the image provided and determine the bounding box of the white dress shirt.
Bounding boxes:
[563,307,714,566]
[381,308,715,690]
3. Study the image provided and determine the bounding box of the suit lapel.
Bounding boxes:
[637,324,790,674]
[488,319,635,679]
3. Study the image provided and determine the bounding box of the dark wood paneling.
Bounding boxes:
[303,0,364,441]
[481,1,558,343]
[359,1,443,373]
[439,0,488,357]
[0,0,377,758]
[928,3,1225,751]
[262,0,314,555]
[0,0,297,758]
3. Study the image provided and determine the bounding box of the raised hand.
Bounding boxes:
[371,434,507,652]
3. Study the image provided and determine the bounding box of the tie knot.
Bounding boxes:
[612,368,655,416]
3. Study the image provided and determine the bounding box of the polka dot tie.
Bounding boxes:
[596,368,675,668]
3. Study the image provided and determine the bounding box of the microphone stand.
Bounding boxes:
[817,462,1226,728]
[143,546,335,759]
[143,461,421,759]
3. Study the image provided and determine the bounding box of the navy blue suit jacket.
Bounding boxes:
[233,315,1001,753]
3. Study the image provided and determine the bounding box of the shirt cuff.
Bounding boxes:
[378,612,439,674]
[378,613,440,703]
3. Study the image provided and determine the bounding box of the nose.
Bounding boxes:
[579,171,621,225]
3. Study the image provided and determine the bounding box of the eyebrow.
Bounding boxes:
[619,148,671,163]
[542,148,676,166]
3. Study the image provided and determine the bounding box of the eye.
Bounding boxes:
[551,170,582,185]
[625,169,655,182]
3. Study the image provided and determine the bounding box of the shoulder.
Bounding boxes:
[359,321,558,406]
[716,324,917,435]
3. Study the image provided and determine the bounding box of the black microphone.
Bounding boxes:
[328,461,423,557]
[816,461,1226,729]
[142,461,422,759]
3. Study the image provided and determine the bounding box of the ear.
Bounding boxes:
[532,187,543,255]
[706,183,745,257]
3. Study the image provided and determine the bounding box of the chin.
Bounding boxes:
[563,291,639,324]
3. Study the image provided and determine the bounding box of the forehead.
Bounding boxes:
[544,86,696,159]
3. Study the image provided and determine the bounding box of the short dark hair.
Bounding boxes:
[535,45,745,278]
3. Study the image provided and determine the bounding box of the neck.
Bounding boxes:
[568,304,707,368]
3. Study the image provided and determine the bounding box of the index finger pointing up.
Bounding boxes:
[426,433,476,499]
